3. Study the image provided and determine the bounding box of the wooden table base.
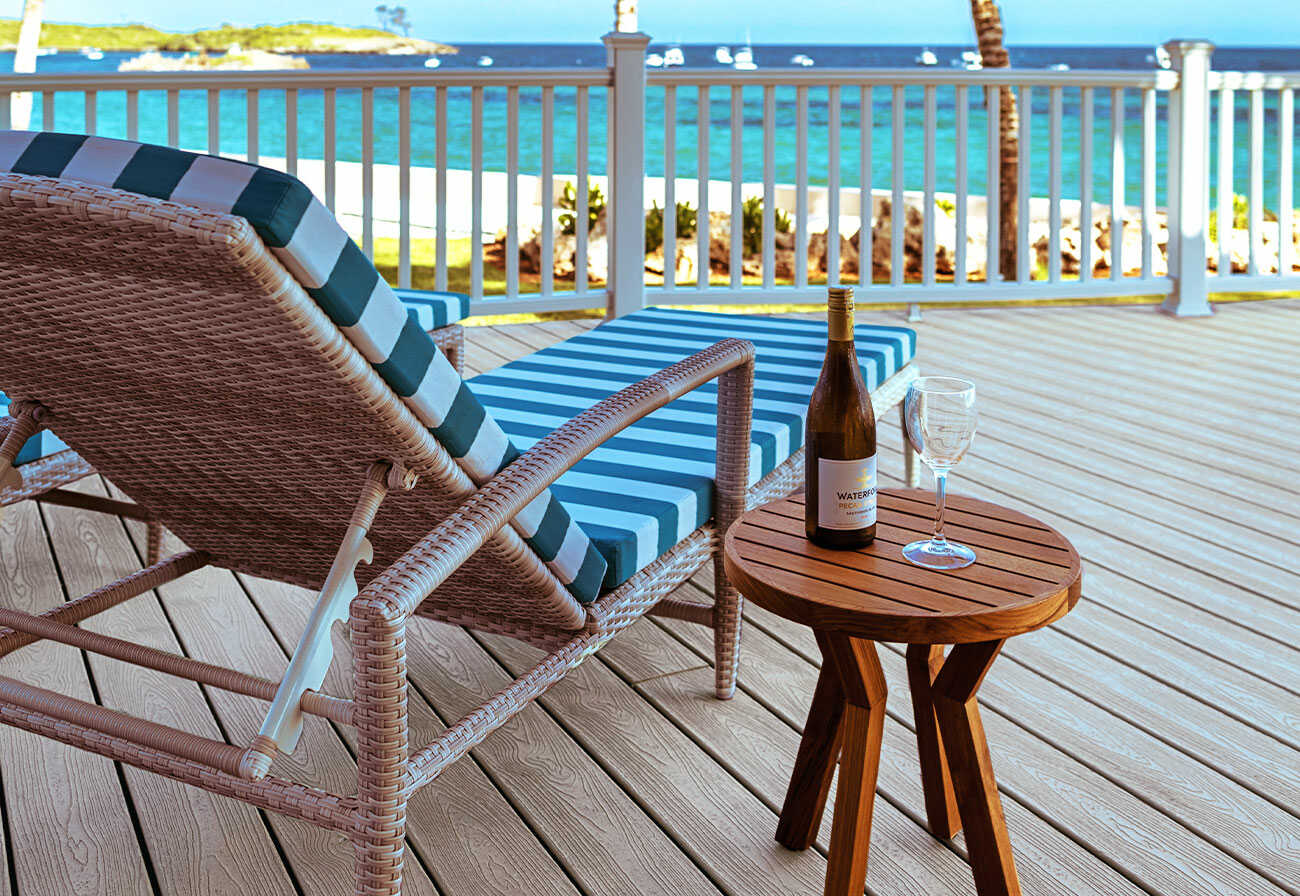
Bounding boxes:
[778,635,1022,896]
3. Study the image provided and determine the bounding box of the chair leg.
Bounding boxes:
[145,521,163,567]
[711,555,742,700]
[899,400,920,488]
[353,831,406,896]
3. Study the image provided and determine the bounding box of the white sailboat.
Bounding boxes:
[915,48,938,66]
[790,53,814,67]
[714,45,733,65]
[733,33,756,71]
[645,52,665,67]
[423,56,441,68]
[476,55,494,67]
[663,45,685,66]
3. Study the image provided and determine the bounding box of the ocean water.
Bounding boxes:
[5,44,1298,206]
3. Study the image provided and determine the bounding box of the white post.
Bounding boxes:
[603,27,650,319]
[1162,39,1215,317]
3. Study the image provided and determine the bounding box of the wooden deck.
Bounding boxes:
[1,300,1297,896]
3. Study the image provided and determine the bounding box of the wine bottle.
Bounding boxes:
[805,286,877,549]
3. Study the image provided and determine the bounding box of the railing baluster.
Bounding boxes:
[796,85,810,290]
[324,88,337,213]
[1141,87,1156,278]
[1248,87,1263,275]
[891,85,904,288]
[730,85,744,290]
[1079,86,1094,280]
[246,89,259,164]
[955,84,968,286]
[762,85,776,290]
[1217,86,1234,275]
[206,89,220,156]
[697,85,710,291]
[41,90,53,131]
[574,85,589,295]
[361,87,374,258]
[435,86,449,292]
[285,89,298,177]
[828,84,842,287]
[1048,86,1063,283]
[166,89,178,147]
[664,84,677,291]
[860,85,872,289]
[986,85,999,282]
[398,86,412,289]
[1017,86,1032,282]
[83,89,96,136]
[1110,86,1125,280]
[1280,87,1295,276]
[126,89,138,141]
[0,93,10,130]
[471,85,484,300]
[541,85,555,298]
[922,83,936,290]
[506,85,520,299]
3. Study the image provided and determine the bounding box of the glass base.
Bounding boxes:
[902,538,976,570]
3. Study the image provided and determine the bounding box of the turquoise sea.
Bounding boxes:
[5,44,1298,207]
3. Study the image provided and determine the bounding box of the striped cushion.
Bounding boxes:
[471,307,916,588]
[394,289,470,331]
[0,131,606,602]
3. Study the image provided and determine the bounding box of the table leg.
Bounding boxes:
[932,640,1022,896]
[820,634,888,896]
[906,644,962,838]
[776,645,847,850]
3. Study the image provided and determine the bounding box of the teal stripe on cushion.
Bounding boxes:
[375,314,437,396]
[113,144,195,198]
[309,242,379,326]
[232,168,314,248]
[393,289,471,328]
[568,546,609,600]
[432,383,488,459]
[525,497,570,562]
[11,132,86,177]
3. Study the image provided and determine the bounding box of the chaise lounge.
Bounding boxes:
[0,131,917,895]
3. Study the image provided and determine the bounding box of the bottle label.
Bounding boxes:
[817,456,877,530]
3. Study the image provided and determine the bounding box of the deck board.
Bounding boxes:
[0,301,1297,895]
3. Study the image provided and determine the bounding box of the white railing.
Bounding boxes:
[0,37,1295,318]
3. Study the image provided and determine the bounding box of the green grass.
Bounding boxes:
[0,19,452,52]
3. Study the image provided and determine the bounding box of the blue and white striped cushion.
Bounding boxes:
[0,392,69,466]
[471,307,917,588]
[0,131,606,602]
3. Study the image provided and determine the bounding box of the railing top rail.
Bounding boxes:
[647,67,1177,89]
[1209,70,1300,89]
[0,67,612,92]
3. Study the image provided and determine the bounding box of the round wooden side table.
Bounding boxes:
[723,488,1082,896]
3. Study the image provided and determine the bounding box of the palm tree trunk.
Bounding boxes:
[12,0,45,130]
[969,0,1018,281]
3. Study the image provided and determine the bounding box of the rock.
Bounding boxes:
[808,231,858,278]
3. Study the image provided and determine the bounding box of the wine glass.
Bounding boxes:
[902,377,979,570]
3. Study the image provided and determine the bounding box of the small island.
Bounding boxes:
[0,19,456,57]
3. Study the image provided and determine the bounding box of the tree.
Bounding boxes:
[388,6,411,36]
[375,4,391,30]
[969,0,1019,281]
[11,0,44,130]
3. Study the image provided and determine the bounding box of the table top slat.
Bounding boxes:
[725,489,1083,644]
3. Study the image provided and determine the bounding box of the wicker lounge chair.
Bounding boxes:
[0,131,917,895]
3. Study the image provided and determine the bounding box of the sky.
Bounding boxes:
[13,0,1300,45]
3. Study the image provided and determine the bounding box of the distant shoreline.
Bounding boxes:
[0,19,456,55]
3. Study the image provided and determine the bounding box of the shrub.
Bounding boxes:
[741,196,791,256]
[1208,193,1275,241]
[936,198,956,216]
[557,181,606,236]
[645,200,699,253]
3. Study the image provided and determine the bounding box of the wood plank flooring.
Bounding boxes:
[0,300,1295,896]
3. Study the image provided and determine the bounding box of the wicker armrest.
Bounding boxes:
[354,336,757,623]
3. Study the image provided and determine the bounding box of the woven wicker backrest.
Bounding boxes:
[0,172,588,636]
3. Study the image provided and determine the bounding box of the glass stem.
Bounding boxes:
[932,472,949,546]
